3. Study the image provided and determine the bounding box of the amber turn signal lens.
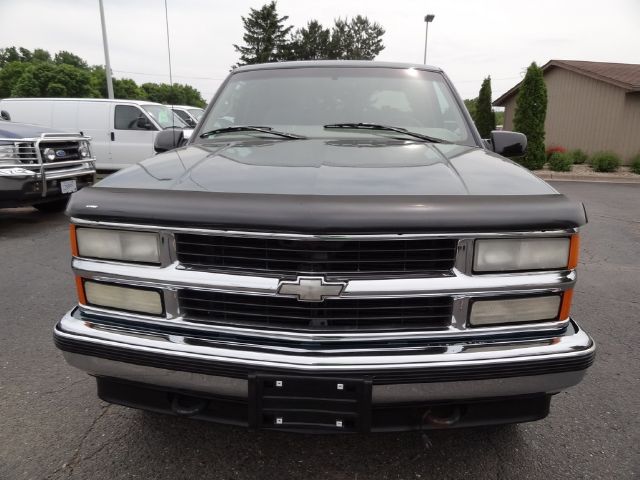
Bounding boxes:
[75,276,87,305]
[69,224,78,257]
[568,235,580,269]
[559,289,574,320]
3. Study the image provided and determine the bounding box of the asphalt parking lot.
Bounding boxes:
[1,181,638,480]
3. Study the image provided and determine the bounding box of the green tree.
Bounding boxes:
[464,98,477,119]
[18,47,32,62]
[0,47,21,67]
[140,82,206,107]
[11,71,40,96]
[54,50,88,69]
[329,16,385,60]
[234,1,293,66]
[513,62,548,169]
[473,76,496,138]
[32,48,51,62]
[0,61,28,97]
[113,78,147,99]
[46,82,67,96]
[288,20,331,60]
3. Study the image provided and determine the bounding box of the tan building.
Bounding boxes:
[494,60,640,164]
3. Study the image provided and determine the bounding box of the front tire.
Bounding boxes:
[34,198,68,213]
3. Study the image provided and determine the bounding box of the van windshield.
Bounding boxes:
[200,67,474,145]
[142,105,187,129]
[188,108,204,120]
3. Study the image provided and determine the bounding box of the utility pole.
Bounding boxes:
[98,0,114,99]
[423,14,435,64]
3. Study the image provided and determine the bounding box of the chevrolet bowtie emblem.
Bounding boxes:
[277,277,347,302]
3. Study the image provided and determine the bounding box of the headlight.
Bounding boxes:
[83,280,164,315]
[0,144,16,162]
[74,227,160,264]
[473,237,573,273]
[469,294,562,326]
[43,147,56,161]
[78,141,91,158]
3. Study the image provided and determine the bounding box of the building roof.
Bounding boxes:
[493,60,640,106]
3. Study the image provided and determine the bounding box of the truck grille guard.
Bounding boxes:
[0,132,96,197]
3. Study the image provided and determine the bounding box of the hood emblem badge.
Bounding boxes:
[277,277,347,302]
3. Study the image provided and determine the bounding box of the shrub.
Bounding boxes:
[590,151,620,172]
[546,146,566,159]
[630,154,640,175]
[570,149,588,164]
[548,152,573,172]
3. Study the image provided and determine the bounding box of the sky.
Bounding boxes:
[1,0,638,102]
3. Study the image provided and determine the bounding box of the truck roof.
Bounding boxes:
[233,60,442,73]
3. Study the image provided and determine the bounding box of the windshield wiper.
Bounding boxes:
[324,123,450,144]
[200,125,306,140]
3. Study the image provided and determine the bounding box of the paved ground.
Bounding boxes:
[1,182,638,480]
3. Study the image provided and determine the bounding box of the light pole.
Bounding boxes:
[423,14,435,64]
[98,0,114,99]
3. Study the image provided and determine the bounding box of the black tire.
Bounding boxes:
[34,198,69,213]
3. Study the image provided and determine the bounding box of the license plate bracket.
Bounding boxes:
[60,179,77,194]
[249,374,372,433]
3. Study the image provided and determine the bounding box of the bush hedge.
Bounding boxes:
[570,149,588,164]
[630,154,640,175]
[590,152,620,172]
[548,152,573,172]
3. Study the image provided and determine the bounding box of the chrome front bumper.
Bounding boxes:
[55,308,595,404]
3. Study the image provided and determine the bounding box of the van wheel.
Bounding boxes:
[34,199,68,213]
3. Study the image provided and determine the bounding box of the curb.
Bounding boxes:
[535,172,640,184]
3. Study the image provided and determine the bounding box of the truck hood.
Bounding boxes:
[97,138,555,196]
[0,121,71,139]
[69,138,587,233]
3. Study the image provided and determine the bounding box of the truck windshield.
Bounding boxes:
[200,67,474,145]
[142,105,188,129]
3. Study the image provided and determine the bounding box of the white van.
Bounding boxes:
[0,98,189,171]
[170,105,205,128]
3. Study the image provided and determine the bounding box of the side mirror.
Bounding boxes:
[154,128,184,153]
[0,110,11,121]
[490,130,527,158]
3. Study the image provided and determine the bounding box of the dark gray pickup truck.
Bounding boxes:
[54,61,594,433]
[0,120,95,211]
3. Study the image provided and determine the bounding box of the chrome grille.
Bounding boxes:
[174,234,458,276]
[178,290,453,331]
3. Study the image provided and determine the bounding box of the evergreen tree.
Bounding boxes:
[329,16,385,60]
[474,76,496,138]
[233,1,293,66]
[513,62,548,169]
[288,20,331,60]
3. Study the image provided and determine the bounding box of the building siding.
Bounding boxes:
[501,67,640,163]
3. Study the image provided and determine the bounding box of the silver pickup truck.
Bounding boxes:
[54,61,594,433]
[0,119,95,211]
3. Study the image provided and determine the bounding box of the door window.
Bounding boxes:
[114,105,154,130]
